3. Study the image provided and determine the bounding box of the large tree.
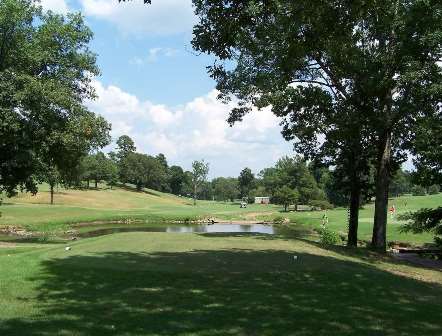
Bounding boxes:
[168,165,186,195]
[238,167,254,200]
[212,177,239,202]
[274,186,299,212]
[120,152,166,191]
[0,0,109,197]
[190,0,442,251]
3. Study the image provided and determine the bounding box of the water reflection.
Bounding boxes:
[79,224,277,238]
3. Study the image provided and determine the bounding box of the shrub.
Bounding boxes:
[273,216,286,224]
[309,199,334,210]
[412,185,427,196]
[319,227,340,246]
[428,185,440,195]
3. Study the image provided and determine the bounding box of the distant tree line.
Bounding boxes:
[69,134,439,211]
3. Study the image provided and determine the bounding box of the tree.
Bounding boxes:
[389,169,412,197]
[238,167,254,200]
[41,165,60,205]
[120,153,165,191]
[400,207,442,247]
[428,185,440,195]
[412,185,427,196]
[191,160,209,205]
[105,160,119,190]
[116,135,136,160]
[212,177,239,202]
[0,0,108,197]
[274,186,299,212]
[191,0,442,251]
[168,165,186,195]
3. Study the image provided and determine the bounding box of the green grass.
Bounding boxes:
[1,185,441,244]
[0,232,441,336]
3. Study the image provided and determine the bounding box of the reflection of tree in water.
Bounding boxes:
[239,225,251,232]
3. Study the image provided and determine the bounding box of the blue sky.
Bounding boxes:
[39,0,294,177]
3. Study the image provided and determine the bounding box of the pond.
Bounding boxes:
[77,223,280,238]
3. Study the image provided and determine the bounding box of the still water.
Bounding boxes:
[78,223,279,238]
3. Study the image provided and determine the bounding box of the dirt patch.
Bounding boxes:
[0,242,16,248]
[244,212,275,219]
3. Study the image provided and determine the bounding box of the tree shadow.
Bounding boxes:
[118,184,161,197]
[1,249,441,336]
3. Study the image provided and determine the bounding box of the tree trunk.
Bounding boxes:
[347,179,360,247]
[193,184,197,206]
[372,130,392,252]
[50,183,54,205]
[95,179,98,189]
[87,179,90,188]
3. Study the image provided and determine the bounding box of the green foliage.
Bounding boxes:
[400,207,442,244]
[412,185,427,196]
[400,207,442,235]
[191,160,209,205]
[169,165,186,195]
[0,0,109,196]
[319,228,341,246]
[389,169,412,197]
[212,177,239,202]
[116,135,136,160]
[428,185,440,195]
[238,167,255,199]
[309,200,333,210]
[272,215,286,224]
[274,186,299,212]
[260,156,325,207]
[191,0,442,251]
[120,153,167,191]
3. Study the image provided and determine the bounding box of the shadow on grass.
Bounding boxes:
[118,184,161,197]
[0,235,67,245]
[1,248,441,336]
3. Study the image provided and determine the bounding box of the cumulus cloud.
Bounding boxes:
[87,81,293,177]
[80,0,195,36]
[39,0,70,14]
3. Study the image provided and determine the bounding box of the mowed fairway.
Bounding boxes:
[0,232,441,336]
[1,185,440,244]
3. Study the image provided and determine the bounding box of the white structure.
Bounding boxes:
[255,196,270,204]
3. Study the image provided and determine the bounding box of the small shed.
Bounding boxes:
[255,196,270,204]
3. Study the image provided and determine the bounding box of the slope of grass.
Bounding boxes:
[1,185,440,244]
[0,232,441,336]
[0,185,278,232]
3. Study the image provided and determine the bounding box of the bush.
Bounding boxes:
[412,185,427,196]
[319,227,340,246]
[273,216,286,224]
[309,199,334,210]
[428,185,440,195]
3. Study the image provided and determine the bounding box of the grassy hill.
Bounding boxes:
[1,184,440,244]
[0,184,277,231]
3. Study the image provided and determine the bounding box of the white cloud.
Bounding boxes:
[80,0,195,36]
[87,81,293,177]
[40,0,69,14]
[130,47,179,66]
